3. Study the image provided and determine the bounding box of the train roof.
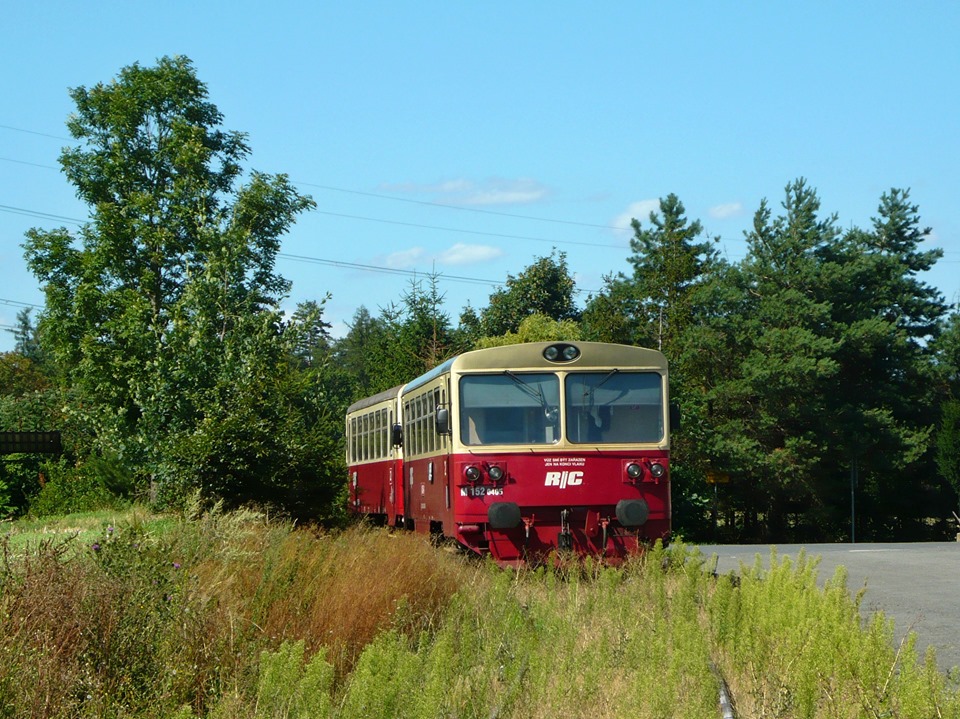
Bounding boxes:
[401,341,666,395]
[346,384,404,414]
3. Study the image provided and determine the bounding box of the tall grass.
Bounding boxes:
[0,508,470,718]
[709,549,960,718]
[1,511,958,718]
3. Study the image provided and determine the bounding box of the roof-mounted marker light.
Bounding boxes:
[543,343,580,363]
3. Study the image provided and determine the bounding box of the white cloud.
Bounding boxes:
[379,178,473,194]
[383,247,425,268]
[435,243,504,266]
[379,177,550,207]
[613,200,660,232]
[709,202,744,220]
[456,178,549,206]
[372,243,502,271]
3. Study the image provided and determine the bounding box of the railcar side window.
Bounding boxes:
[459,373,560,445]
[350,418,357,463]
[565,371,663,443]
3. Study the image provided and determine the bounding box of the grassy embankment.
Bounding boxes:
[1,506,957,718]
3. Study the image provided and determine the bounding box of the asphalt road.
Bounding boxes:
[698,542,960,673]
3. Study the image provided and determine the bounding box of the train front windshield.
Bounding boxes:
[460,373,561,445]
[565,371,663,443]
[459,370,664,446]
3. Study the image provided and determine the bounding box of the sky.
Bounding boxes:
[2,2,959,352]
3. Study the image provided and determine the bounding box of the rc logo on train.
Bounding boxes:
[345,341,677,566]
[544,471,583,488]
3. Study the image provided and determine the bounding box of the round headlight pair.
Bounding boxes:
[543,343,580,363]
[464,465,505,483]
[625,462,666,481]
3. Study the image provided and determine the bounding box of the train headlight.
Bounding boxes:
[465,466,482,483]
[543,343,581,363]
[488,465,505,482]
[626,463,643,480]
[649,462,665,479]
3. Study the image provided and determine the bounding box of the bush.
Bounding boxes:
[28,454,132,517]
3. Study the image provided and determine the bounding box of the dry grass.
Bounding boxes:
[190,521,474,677]
[0,539,90,717]
[3,511,959,718]
[0,509,476,718]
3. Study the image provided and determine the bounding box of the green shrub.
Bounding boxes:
[251,640,334,719]
[28,455,131,517]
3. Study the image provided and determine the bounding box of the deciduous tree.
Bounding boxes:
[470,250,578,339]
[23,56,321,508]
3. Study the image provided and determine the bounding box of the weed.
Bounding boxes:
[1,511,959,718]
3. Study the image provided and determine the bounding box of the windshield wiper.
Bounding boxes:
[504,370,545,404]
[583,368,620,399]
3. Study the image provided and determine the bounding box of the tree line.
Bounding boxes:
[2,56,958,542]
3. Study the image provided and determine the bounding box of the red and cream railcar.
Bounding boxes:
[346,341,673,565]
[345,385,405,525]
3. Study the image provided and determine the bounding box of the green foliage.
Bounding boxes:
[0,352,49,398]
[0,384,98,514]
[253,641,334,719]
[936,398,960,512]
[28,454,132,517]
[335,274,454,400]
[584,195,719,353]
[672,181,949,541]
[149,310,345,518]
[468,250,579,340]
[21,56,329,514]
[9,308,44,366]
[473,312,581,348]
[710,550,959,718]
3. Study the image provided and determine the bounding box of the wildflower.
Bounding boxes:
[172,562,181,570]
[92,543,101,552]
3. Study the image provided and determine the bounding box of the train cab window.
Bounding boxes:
[565,371,664,443]
[459,373,560,446]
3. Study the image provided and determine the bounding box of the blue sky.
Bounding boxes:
[2,2,959,352]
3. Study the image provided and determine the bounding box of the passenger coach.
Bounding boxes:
[345,341,674,565]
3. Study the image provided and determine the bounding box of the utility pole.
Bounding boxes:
[850,458,858,543]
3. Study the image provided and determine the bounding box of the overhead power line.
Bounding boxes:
[294,180,624,231]
[0,156,59,171]
[0,124,624,232]
[278,253,502,287]
[0,203,597,287]
[0,298,41,309]
[0,204,85,226]
[312,209,623,249]
[0,123,71,141]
